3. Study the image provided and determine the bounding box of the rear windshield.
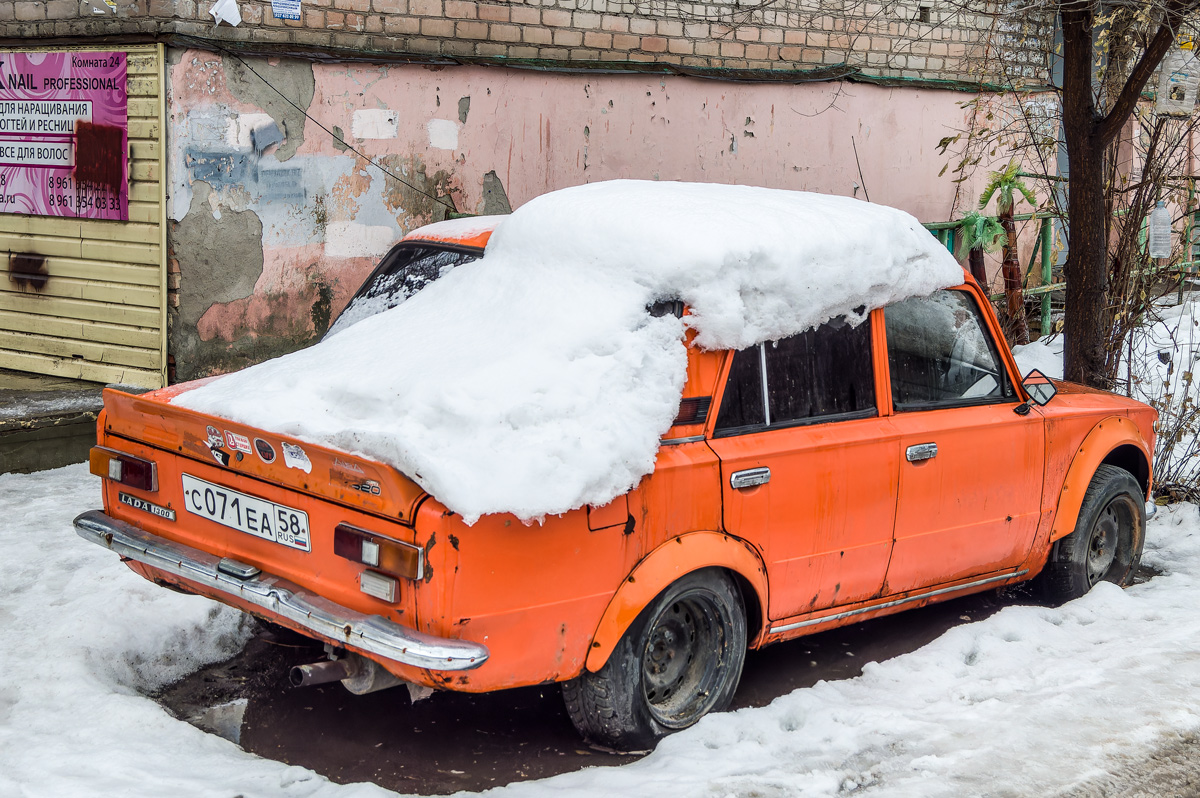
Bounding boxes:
[326,243,483,338]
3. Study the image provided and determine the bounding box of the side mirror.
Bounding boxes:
[1022,369,1057,406]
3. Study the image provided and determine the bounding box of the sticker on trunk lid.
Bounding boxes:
[281,442,312,473]
[224,430,252,454]
[254,438,276,463]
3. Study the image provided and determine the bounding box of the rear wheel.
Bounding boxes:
[562,569,747,752]
[1039,464,1145,603]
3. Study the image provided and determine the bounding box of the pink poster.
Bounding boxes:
[0,51,129,221]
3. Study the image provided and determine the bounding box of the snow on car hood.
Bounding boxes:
[174,180,963,523]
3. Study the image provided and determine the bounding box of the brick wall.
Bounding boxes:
[0,0,1050,87]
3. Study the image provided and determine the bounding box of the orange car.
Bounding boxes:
[77,216,1156,752]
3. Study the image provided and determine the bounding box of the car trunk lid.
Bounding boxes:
[100,386,428,524]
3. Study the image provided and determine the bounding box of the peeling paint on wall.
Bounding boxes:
[227,112,276,149]
[170,181,267,380]
[479,171,511,216]
[222,55,314,162]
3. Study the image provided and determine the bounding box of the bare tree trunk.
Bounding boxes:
[1057,0,1185,386]
[1060,5,1109,386]
[968,247,987,286]
[1000,215,1030,344]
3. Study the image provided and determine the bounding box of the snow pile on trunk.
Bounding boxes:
[174,180,962,523]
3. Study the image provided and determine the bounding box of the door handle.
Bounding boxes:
[906,443,938,462]
[730,467,771,489]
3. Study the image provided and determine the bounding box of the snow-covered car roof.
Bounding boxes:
[175,180,964,523]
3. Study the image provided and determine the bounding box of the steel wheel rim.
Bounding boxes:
[641,593,724,729]
[1086,501,1124,585]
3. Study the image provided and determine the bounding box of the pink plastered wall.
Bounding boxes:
[300,67,979,218]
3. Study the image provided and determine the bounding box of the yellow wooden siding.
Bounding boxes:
[0,44,166,390]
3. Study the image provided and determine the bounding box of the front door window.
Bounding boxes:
[885,290,1014,409]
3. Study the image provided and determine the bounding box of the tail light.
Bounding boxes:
[334,522,424,585]
[89,446,158,492]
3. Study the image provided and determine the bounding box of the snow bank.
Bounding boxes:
[1125,297,1200,402]
[513,506,1200,798]
[15,465,1200,797]
[174,180,962,523]
[1012,334,1064,379]
[0,466,392,798]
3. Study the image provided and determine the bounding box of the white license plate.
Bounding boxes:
[181,474,311,551]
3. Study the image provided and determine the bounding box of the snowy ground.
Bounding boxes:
[3,464,1200,798]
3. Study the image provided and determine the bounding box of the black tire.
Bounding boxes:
[562,569,747,752]
[1039,464,1146,604]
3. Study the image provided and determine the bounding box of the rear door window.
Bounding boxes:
[326,244,482,337]
[714,317,876,436]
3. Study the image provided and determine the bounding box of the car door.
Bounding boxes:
[882,288,1045,594]
[706,314,901,621]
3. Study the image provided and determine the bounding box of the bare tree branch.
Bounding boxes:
[1097,0,1197,145]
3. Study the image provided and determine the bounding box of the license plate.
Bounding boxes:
[180,474,311,551]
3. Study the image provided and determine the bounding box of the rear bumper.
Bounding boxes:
[73,510,488,671]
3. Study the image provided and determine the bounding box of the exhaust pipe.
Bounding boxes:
[290,654,405,695]
[290,658,356,688]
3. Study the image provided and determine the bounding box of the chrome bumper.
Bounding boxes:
[73,510,488,671]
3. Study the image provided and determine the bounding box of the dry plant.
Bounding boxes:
[1128,302,1200,502]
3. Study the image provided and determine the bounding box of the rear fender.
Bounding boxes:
[584,531,769,672]
[1049,416,1152,543]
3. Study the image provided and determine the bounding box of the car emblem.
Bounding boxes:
[334,457,365,474]
[254,438,276,463]
[351,479,382,496]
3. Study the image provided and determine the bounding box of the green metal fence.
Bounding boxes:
[923,213,1060,336]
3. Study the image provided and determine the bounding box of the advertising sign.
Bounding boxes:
[0,50,129,220]
[271,0,302,21]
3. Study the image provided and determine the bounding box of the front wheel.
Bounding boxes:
[562,569,747,752]
[1039,464,1146,604]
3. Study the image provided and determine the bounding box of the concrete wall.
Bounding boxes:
[0,0,1050,86]
[166,48,999,379]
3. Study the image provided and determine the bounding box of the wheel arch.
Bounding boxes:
[584,531,769,672]
[1101,443,1151,497]
[1049,416,1152,544]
